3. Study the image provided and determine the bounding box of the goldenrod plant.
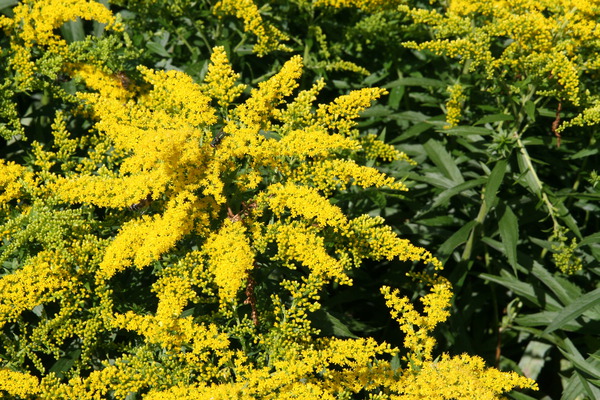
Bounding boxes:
[0,1,541,399]
[66,0,600,398]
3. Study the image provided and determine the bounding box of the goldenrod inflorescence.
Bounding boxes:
[0,1,537,399]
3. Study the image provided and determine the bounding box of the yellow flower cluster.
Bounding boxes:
[400,0,600,106]
[0,4,538,394]
[213,0,292,56]
[0,0,121,89]
[71,64,134,102]
[98,192,198,280]
[558,98,600,132]
[267,221,351,284]
[316,87,388,136]
[233,55,303,129]
[382,280,452,367]
[444,83,466,128]
[257,183,348,229]
[550,228,583,274]
[204,220,255,305]
[293,159,408,196]
[0,254,73,330]
[201,46,247,109]
[0,369,39,398]
[348,214,443,270]
[358,133,414,163]
[313,0,405,12]
[0,160,35,212]
[396,353,538,399]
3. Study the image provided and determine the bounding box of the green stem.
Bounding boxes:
[515,136,561,232]
[461,195,487,261]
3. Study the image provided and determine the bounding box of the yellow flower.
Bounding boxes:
[204,219,255,305]
[202,46,247,108]
[98,192,197,280]
[0,369,39,397]
[444,83,466,128]
[70,64,134,102]
[394,353,538,398]
[382,279,452,367]
[313,0,405,12]
[401,0,600,106]
[1,0,121,89]
[213,0,292,56]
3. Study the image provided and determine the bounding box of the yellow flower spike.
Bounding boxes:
[98,192,197,280]
[316,87,388,136]
[258,183,348,229]
[7,0,119,49]
[153,275,197,320]
[0,254,74,330]
[358,134,414,164]
[275,79,326,134]
[203,46,247,108]
[0,369,39,398]
[1,0,121,90]
[276,127,361,158]
[70,64,134,102]
[204,219,255,306]
[137,66,216,128]
[293,159,408,196]
[444,83,466,128]
[268,222,351,284]
[348,214,443,270]
[0,160,35,210]
[234,55,304,129]
[394,353,537,398]
[213,0,292,56]
[52,171,167,209]
[381,281,452,368]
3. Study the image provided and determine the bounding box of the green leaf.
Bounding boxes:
[385,77,446,88]
[442,126,494,136]
[516,150,542,197]
[474,113,514,125]
[146,42,171,57]
[480,272,562,309]
[567,148,598,160]
[388,86,404,110]
[543,186,582,238]
[507,392,539,400]
[515,311,583,331]
[558,338,600,381]
[544,287,600,334]
[562,370,600,400]
[524,100,536,121]
[392,121,434,142]
[530,261,583,307]
[498,202,519,271]
[310,309,358,338]
[61,18,85,43]
[580,232,600,247]
[518,340,552,380]
[423,139,464,183]
[415,215,456,227]
[49,349,80,379]
[437,220,478,262]
[430,178,486,209]
[0,0,17,10]
[484,159,507,209]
